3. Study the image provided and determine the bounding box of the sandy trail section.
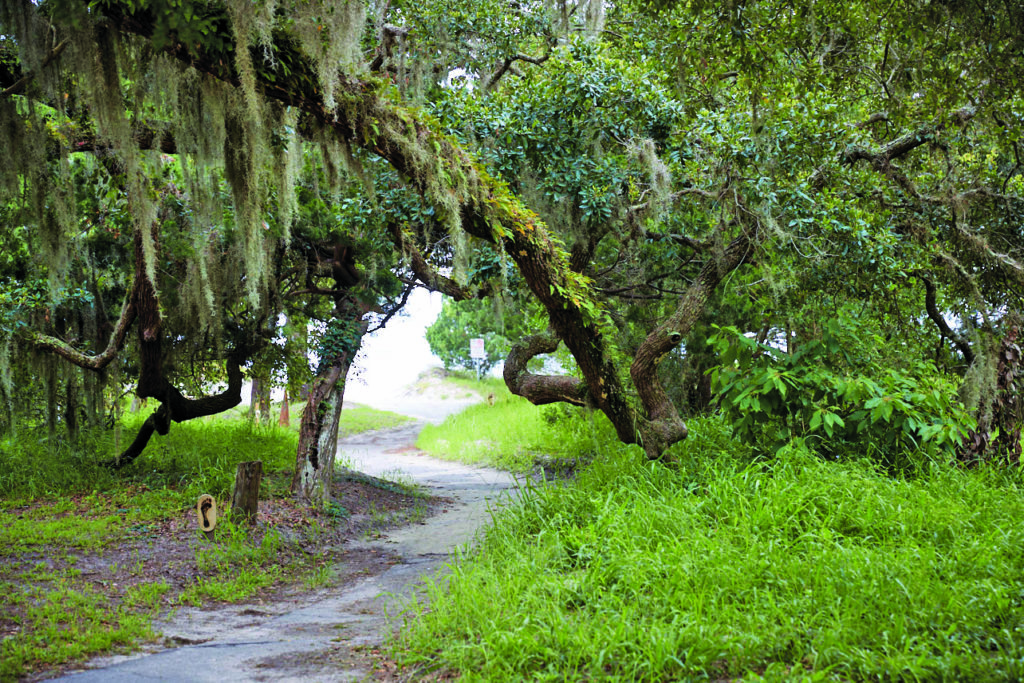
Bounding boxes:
[55,411,518,682]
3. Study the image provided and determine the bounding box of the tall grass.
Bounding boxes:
[417,390,614,471]
[0,416,298,502]
[396,414,1024,681]
[0,400,409,501]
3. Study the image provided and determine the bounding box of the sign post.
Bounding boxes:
[469,338,486,380]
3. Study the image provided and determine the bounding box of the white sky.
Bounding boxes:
[345,287,446,406]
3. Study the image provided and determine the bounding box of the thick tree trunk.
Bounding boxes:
[291,299,368,507]
[105,222,249,468]
[629,233,754,458]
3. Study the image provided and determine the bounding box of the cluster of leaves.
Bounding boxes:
[425,296,532,374]
[708,323,976,466]
[0,279,93,334]
[315,316,364,371]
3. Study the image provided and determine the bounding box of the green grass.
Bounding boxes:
[417,386,613,471]
[396,414,1024,681]
[224,400,412,437]
[337,402,415,437]
[0,398,413,679]
[1,581,160,678]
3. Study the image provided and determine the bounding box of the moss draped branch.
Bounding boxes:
[90,0,734,457]
[30,281,137,371]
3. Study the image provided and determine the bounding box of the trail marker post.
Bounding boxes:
[469,338,486,380]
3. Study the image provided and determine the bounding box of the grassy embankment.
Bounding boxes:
[416,374,609,472]
[0,401,412,680]
[403,381,1024,681]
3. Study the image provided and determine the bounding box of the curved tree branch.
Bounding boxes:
[630,230,755,458]
[504,333,588,407]
[30,281,137,371]
[487,47,553,92]
[918,274,976,365]
[106,353,245,468]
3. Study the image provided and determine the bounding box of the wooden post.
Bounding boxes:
[278,389,290,427]
[231,460,263,526]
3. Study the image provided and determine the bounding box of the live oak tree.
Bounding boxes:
[1,0,1021,479]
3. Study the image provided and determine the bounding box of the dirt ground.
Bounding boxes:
[4,376,520,682]
[3,468,443,682]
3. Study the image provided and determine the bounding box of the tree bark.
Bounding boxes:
[504,333,588,406]
[291,298,368,507]
[630,233,754,458]
[105,222,250,468]
[278,390,290,427]
[231,461,263,525]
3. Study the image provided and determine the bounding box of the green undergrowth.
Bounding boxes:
[0,575,169,678]
[417,385,614,471]
[221,400,413,438]
[396,416,1024,681]
[0,400,412,680]
[337,402,415,437]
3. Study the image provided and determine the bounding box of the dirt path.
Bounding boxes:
[55,416,518,682]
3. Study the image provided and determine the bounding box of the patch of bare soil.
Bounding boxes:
[4,469,443,682]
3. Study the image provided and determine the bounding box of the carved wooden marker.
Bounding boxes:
[196,494,217,540]
[231,460,263,526]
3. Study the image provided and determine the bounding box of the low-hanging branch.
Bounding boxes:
[30,280,138,371]
[503,333,588,407]
[107,352,246,468]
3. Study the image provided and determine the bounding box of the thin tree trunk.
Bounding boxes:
[231,460,263,525]
[257,380,271,424]
[249,378,260,421]
[291,299,368,507]
[278,389,290,427]
[45,361,58,439]
[65,370,79,441]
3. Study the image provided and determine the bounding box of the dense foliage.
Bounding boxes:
[406,409,1024,681]
[0,0,1021,471]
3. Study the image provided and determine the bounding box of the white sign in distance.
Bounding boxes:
[470,338,486,359]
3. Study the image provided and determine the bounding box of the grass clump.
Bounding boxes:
[417,386,612,471]
[396,416,1024,681]
[1,581,161,678]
